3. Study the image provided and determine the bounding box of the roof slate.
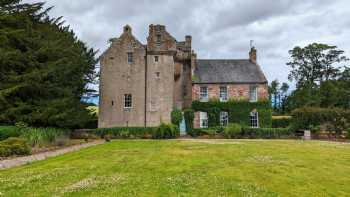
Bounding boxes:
[194,59,267,84]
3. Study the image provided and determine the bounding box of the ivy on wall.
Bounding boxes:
[192,99,272,128]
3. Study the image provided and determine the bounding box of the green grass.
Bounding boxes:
[1,140,350,196]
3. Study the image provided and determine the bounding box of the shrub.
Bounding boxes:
[92,127,157,139]
[153,123,179,139]
[224,123,242,139]
[0,137,31,157]
[242,127,293,139]
[184,109,194,133]
[0,126,23,141]
[171,109,183,126]
[272,116,292,128]
[291,107,350,135]
[22,128,70,147]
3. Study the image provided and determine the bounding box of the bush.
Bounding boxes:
[22,128,70,147]
[153,123,179,139]
[224,123,242,139]
[347,128,350,139]
[92,127,157,139]
[192,127,224,137]
[291,107,350,135]
[0,126,23,141]
[171,109,183,126]
[0,137,31,157]
[242,127,293,139]
[272,116,292,128]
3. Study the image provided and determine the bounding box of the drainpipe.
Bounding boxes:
[144,50,148,127]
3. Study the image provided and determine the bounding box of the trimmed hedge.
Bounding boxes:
[241,127,293,139]
[89,124,179,139]
[272,116,292,128]
[0,137,31,157]
[92,127,157,139]
[192,100,272,128]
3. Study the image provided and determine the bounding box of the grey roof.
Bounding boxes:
[194,59,268,84]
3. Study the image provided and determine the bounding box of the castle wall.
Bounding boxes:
[99,27,146,128]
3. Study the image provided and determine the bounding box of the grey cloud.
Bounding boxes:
[22,0,350,87]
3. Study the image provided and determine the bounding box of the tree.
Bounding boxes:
[269,80,280,110]
[0,0,97,128]
[287,43,348,88]
[280,83,289,113]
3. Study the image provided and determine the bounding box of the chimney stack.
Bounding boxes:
[249,47,257,64]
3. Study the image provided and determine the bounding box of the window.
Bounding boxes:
[200,112,208,128]
[127,52,133,64]
[250,111,259,128]
[220,86,228,102]
[220,111,229,126]
[111,101,114,106]
[155,56,159,62]
[249,85,258,102]
[155,72,160,79]
[124,94,132,109]
[200,86,208,102]
[156,34,161,46]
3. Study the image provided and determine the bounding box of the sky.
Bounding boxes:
[24,0,350,88]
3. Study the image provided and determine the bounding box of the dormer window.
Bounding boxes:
[156,34,161,46]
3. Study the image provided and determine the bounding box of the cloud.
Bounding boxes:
[22,0,350,87]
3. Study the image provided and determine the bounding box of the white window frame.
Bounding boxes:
[220,111,229,126]
[127,52,133,64]
[220,86,228,102]
[200,86,208,102]
[249,85,258,102]
[250,111,259,128]
[200,112,208,128]
[124,94,132,109]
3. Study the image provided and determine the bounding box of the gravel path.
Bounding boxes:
[0,140,105,170]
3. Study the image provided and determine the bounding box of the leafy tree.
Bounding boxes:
[287,43,348,87]
[0,0,97,128]
[269,80,280,110]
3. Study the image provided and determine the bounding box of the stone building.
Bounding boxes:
[99,24,268,129]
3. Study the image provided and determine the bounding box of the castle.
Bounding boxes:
[99,25,268,129]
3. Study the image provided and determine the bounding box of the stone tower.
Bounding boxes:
[98,24,194,128]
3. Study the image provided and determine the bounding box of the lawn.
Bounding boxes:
[0,140,350,197]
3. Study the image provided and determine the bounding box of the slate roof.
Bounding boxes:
[194,59,268,84]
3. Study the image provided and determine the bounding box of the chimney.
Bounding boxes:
[185,35,192,47]
[123,25,132,34]
[249,47,257,64]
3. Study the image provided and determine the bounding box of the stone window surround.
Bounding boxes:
[124,94,133,109]
[127,52,133,64]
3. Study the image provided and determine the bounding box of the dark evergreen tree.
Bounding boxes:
[0,0,97,128]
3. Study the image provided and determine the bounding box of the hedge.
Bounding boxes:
[184,109,195,132]
[272,116,292,128]
[241,127,293,139]
[88,124,179,139]
[291,107,350,131]
[192,100,272,128]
